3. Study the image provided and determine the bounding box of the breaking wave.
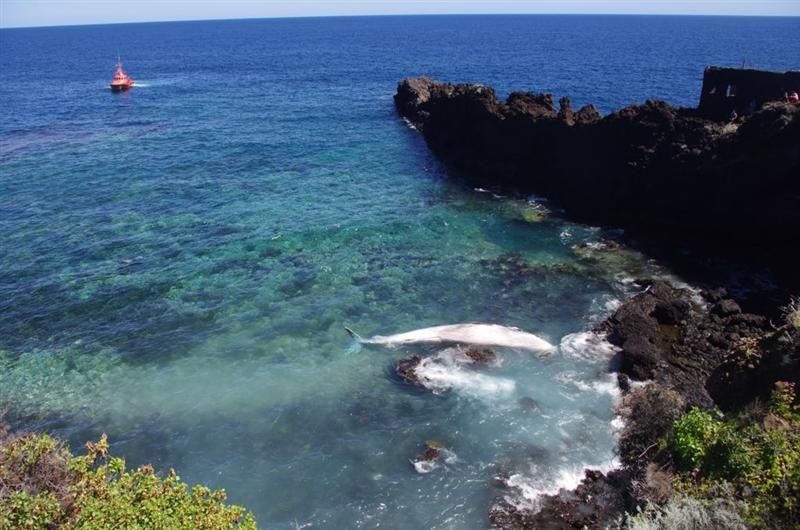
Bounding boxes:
[559,331,620,363]
[500,458,621,513]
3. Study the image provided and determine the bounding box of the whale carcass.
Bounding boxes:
[345,323,555,354]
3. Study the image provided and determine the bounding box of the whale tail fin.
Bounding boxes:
[344,327,364,355]
[344,326,363,341]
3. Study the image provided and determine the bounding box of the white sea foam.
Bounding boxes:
[611,416,626,433]
[441,447,458,465]
[413,348,515,400]
[413,459,438,474]
[553,371,621,402]
[525,198,551,214]
[502,458,621,512]
[592,373,622,398]
[604,297,622,313]
[412,448,458,474]
[554,370,587,391]
[585,294,623,324]
[559,331,620,363]
[401,117,418,131]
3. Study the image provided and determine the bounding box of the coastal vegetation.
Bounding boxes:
[667,383,800,528]
[621,382,799,529]
[617,299,800,529]
[0,426,256,530]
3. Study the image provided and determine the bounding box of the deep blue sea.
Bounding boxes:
[2,15,799,529]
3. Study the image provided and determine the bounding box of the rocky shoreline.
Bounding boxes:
[394,77,800,286]
[488,279,799,528]
[395,77,800,527]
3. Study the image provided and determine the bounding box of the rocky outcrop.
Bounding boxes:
[706,320,800,411]
[393,347,498,388]
[395,354,423,384]
[601,280,773,408]
[600,279,799,413]
[491,470,630,529]
[488,280,798,528]
[463,346,497,363]
[394,78,800,257]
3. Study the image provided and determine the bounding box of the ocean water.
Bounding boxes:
[1,15,798,528]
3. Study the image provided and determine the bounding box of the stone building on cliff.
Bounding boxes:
[699,66,800,120]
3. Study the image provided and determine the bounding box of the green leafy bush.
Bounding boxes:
[669,382,800,528]
[0,429,256,530]
[671,408,723,469]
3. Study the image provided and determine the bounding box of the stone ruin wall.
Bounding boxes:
[698,66,800,120]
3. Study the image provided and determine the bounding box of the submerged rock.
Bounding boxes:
[517,396,540,411]
[395,354,423,384]
[411,440,456,474]
[464,346,497,364]
[394,347,495,386]
[392,347,515,398]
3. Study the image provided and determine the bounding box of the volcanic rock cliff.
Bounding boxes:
[395,77,800,256]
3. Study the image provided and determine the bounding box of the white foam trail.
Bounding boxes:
[413,348,515,400]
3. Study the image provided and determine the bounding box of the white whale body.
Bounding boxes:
[345,323,555,354]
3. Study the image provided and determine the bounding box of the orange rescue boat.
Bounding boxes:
[110,59,134,92]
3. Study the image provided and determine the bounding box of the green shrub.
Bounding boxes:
[671,408,723,470]
[669,383,800,528]
[704,425,755,479]
[769,381,798,418]
[0,492,62,530]
[0,430,256,530]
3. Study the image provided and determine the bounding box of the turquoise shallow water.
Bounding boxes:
[2,15,799,528]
